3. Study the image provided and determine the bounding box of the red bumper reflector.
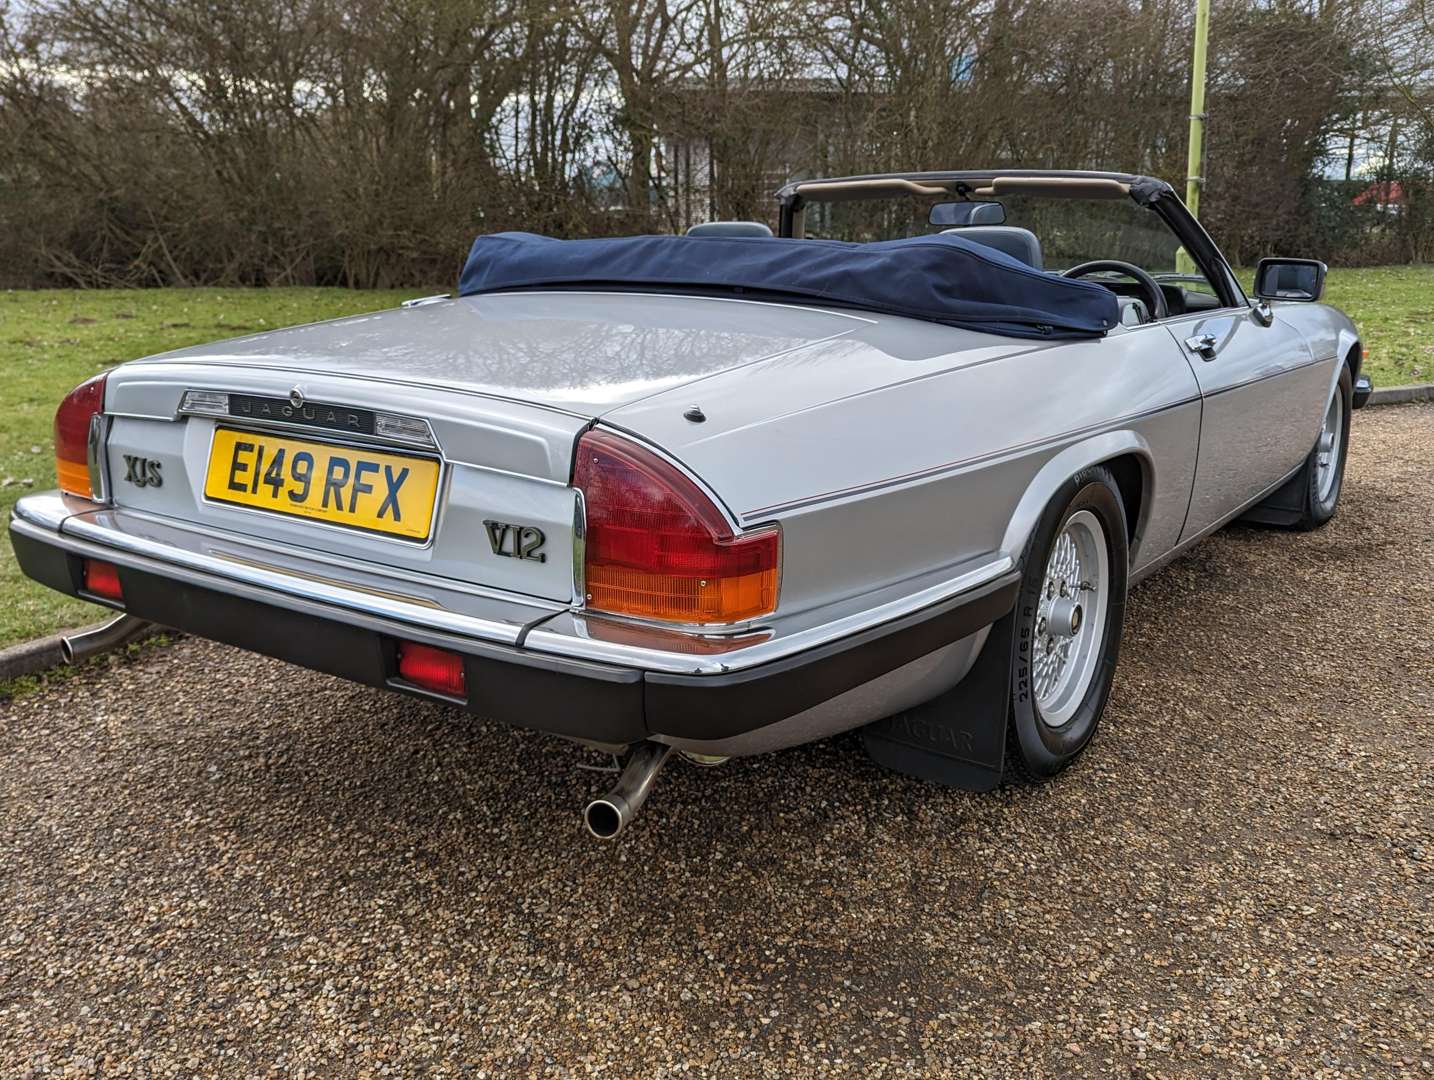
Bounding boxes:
[396,641,466,699]
[82,559,124,602]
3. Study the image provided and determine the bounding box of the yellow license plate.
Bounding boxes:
[204,428,440,541]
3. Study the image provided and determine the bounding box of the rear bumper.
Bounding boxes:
[10,493,1019,751]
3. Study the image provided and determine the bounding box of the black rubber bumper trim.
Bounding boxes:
[10,520,1018,748]
[10,523,83,597]
[644,571,1022,740]
[8,523,647,746]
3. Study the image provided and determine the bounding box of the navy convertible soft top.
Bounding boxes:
[457,231,1119,339]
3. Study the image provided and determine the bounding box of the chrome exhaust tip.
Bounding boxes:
[60,614,156,665]
[583,795,633,840]
[584,742,672,840]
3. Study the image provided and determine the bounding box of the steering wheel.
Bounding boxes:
[1061,260,1168,321]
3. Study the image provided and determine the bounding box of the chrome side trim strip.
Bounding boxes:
[743,396,1203,519]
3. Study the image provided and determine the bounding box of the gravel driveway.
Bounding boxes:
[2,404,1430,1078]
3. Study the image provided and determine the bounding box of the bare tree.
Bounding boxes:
[1,0,1429,286]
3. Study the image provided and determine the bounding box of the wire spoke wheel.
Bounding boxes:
[1007,466,1128,783]
[1031,509,1111,728]
[1314,389,1344,503]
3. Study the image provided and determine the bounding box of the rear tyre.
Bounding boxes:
[1006,466,1129,783]
[1290,366,1352,531]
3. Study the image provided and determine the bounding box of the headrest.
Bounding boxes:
[686,221,774,238]
[941,225,1043,270]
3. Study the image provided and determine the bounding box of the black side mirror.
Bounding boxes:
[929,200,1006,227]
[1253,258,1327,302]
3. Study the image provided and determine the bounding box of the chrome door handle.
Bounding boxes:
[1184,333,1218,360]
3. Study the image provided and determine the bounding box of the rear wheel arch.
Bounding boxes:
[1000,432,1154,571]
[1101,452,1146,547]
[1343,341,1362,382]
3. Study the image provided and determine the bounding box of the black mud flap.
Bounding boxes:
[860,611,1016,791]
[1352,373,1373,410]
[1239,466,1306,527]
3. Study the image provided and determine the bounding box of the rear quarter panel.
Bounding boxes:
[605,316,1203,618]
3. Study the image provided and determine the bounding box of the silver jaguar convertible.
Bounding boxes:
[11,169,1371,837]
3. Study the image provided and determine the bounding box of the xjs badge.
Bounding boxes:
[122,455,163,488]
[483,519,546,563]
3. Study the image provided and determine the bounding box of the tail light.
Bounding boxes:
[573,429,779,624]
[54,372,108,498]
[396,641,467,699]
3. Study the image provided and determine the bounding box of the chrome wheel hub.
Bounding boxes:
[1033,510,1110,727]
[1047,596,1083,637]
[1315,392,1343,501]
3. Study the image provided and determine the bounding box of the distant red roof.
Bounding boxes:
[1353,181,1404,206]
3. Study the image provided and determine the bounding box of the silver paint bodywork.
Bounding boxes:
[13,283,1359,754]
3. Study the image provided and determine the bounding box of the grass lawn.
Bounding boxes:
[1,268,1430,649]
[1321,266,1434,385]
[0,287,422,650]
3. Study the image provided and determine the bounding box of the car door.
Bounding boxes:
[1164,305,1326,541]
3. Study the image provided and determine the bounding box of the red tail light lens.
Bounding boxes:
[396,641,467,698]
[54,372,108,498]
[573,430,779,624]
[82,559,124,602]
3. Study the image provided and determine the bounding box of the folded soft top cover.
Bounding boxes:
[458,231,1119,339]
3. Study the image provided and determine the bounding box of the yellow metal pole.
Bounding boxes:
[1177,0,1211,274]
